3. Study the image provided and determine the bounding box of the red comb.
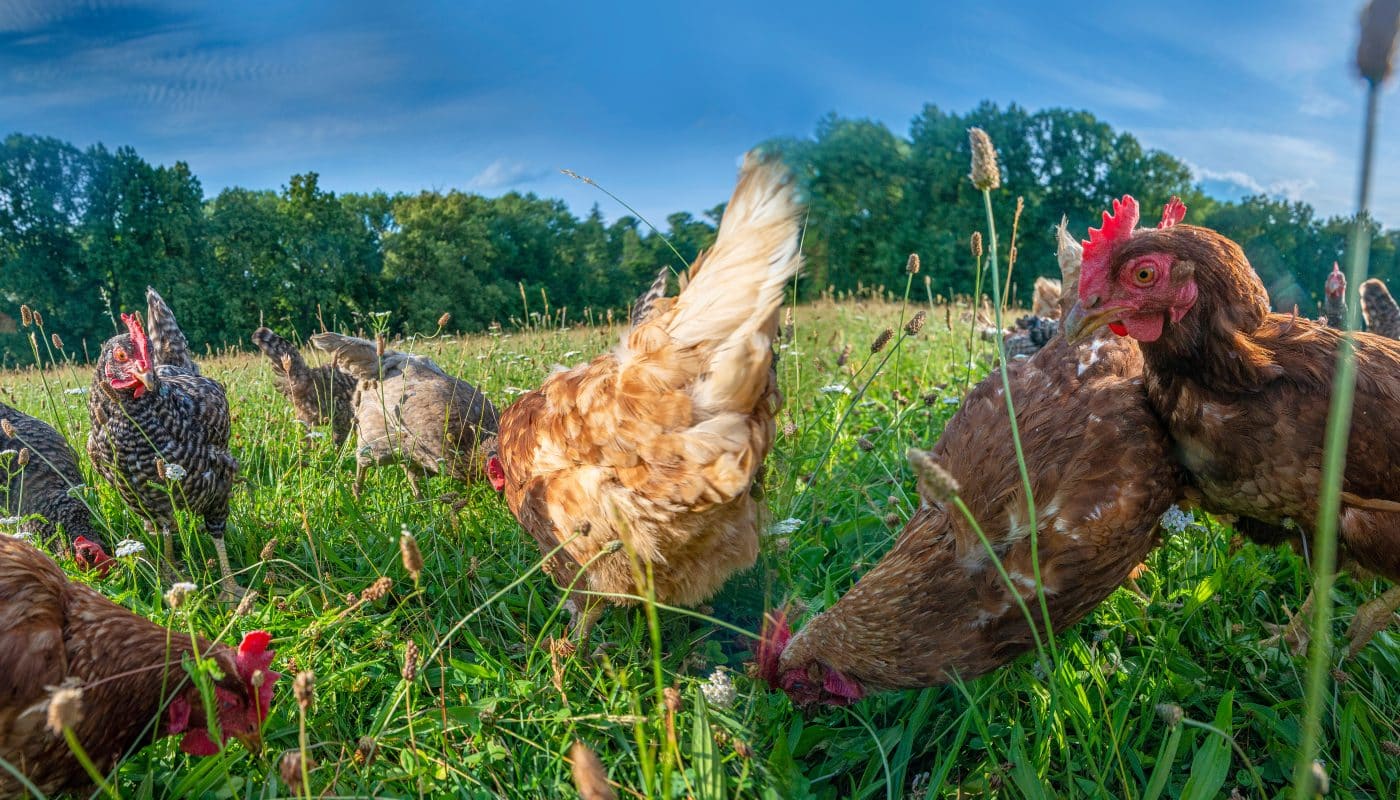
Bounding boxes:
[1082,196,1140,279]
[1332,261,1343,275]
[121,312,152,365]
[756,609,793,687]
[1158,196,1186,229]
[236,630,279,723]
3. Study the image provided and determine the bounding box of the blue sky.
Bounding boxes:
[2,0,1397,226]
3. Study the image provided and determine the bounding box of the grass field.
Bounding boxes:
[5,296,1399,799]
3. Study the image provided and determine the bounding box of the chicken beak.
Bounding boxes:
[1062,301,1117,343]
[234,729,263,754]
[131,366,157,393]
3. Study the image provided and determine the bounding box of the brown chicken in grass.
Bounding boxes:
[0,535,277,797]
[311,332,498,497]
[487,153,801,638]
[251,327,356,445]
[1064,195,1400,655]
[759,217,1183,706]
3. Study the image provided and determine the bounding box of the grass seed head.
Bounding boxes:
[1357,0,1400,83]
[17,448,28,466]
[870,328,894,354]
[355,736,378,766]
[399,528,423,581]
[46,686,83,735]
[904,310,927,337]
[570,741,616,800]
[968,127,1001,190]
[165,581,197,609]
[837,342,852,367]
[361,576,393,603]
[280,750,312,788]
[1155,703,1183,727]
[971,231,983,259]
[259,538,277,561]
[293,670,315,712]
[905,253,921,275]
[19,305,32,327]
[782,419,798,438]
[50,333,63,349]
[907,448,959,502]
[402,640,420,681]
[234,590,258,618]
[31,310,42,327]
[437,312,452,328]
[0,419,13,438]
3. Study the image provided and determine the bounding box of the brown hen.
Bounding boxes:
[761,218,1182,705]
[488,153,802,637]
[1065,195,1400,655]
[0,535,277,797]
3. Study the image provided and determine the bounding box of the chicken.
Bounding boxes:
[1030,276,1063,318]
[310,333,498,497]
[759,217,1182,705]
[0,403,110,571]
[87,288,243,599]
[487,153,801,638]
[1360,277,1400,338]
[1064,195,1400,655]
[0,535,277,797]
[979,277,1064,359]
[251,327,356,445]
[1322,262,1347,329]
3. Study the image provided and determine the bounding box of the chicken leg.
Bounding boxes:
[1346,584,1400,656]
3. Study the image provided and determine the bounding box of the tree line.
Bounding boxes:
[2,102,1396,365]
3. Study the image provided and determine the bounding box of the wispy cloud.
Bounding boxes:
[468,158,551,192]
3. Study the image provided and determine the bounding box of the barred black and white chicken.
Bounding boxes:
[87,288,242,599]
[251,327,356,445]
[310,333,499,497]
[0,403,110,572]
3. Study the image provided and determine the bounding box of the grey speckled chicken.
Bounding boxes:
[87,288,242,599]
[0,403,110,571]
[251,327,356,445]
[310,333,498,497]
[1361,277,1400,339]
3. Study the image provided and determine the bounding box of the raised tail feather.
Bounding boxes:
[1360,278,1400,339]
[661,153,803,414]
[1055,217,1083,320]
[630,267,671,327]
[310,332,412,382]
[145,287,199,373]
[252,327,308,379]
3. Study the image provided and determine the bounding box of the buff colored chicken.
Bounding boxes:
[488,153,802,638]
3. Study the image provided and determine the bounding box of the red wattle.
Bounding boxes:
[1108,322,1128,336]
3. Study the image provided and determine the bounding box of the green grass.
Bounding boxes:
[4,297,1398,799]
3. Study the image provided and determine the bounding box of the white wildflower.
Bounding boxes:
[64,387,88,396]
[304,431,327,440]
[941,396,959,405]
[0,450,17,458]
[561,350,581,359]
[503,386,531,396]
[114,539,146,557]
[1158,504,1194,535]
[9,531,35,542]
[767,517,804,537]
[819,384,851,395]
[165,582,198,609]
[700,668,736,709]
[0,516,23,526]
[163,463,187,482]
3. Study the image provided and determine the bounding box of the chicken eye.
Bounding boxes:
[114,349,129,363]
[1132,266,1157,286]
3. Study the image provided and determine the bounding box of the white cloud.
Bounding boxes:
[468,158,550,191]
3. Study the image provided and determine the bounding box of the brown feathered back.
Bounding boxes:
[771,227,1180,697]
